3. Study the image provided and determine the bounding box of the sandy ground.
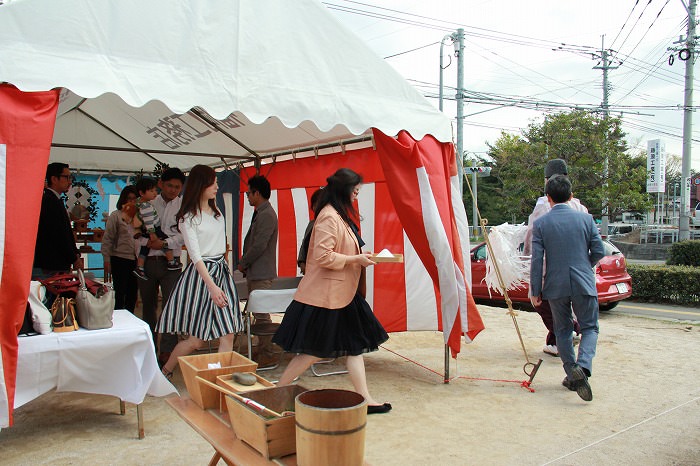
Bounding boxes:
[2,304,699,466]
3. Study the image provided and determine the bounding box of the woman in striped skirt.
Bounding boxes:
[158,165,243,379]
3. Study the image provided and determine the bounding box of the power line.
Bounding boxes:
[609,0,642,51]
[611,0,655,61]
[618,0,672,64]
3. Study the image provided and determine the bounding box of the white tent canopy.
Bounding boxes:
[0,0,452,172]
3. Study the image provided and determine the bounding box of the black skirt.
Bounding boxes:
[272,294,389,359]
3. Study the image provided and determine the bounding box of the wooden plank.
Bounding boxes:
[166,396,296,466]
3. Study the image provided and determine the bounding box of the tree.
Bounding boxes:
[481,110,652,223]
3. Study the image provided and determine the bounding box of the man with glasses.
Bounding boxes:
[32,162,82,279]
[238,174,278,366]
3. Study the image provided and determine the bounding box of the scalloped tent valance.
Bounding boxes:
[0,0,452,173]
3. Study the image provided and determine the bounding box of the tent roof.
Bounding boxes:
[0,0,452,173]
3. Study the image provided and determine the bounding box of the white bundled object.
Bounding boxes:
[28,281,52,334]
[375,248,393,258]
[484,223,530,297]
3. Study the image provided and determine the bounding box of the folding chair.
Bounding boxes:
[243,277,301,371]
[311,357,348,377]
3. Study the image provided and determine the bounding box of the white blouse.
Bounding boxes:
[180,210,227,265]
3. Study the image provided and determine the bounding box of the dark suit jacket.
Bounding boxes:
[240,200,278,281]
[33,189,79,271]
[530,203,605,300]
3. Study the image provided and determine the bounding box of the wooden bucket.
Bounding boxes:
[294,389,367,466]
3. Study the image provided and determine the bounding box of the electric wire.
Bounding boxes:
[618,0,672,63]
[612,0,655,61]
[609,0,641,51]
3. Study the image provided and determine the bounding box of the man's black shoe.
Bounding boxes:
[562,377,576,391]
[570,365,592,402]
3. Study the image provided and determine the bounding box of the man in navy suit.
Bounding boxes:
[33,162,82,279]
[530,175,605,402]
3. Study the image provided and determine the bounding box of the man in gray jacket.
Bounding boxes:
[530,175,604,402]
[238,175,278,365]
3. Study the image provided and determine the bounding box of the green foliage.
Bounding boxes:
[133,163,171,184]
[627,264,700,305]
[667,240,700,266]
[482,110,653,223]
[152,162,171,179]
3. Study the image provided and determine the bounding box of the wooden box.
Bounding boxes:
[225,385,307,459]
[179,351,257,409]
[216,372,274,413]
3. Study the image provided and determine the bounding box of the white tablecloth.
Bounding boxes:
[15,310,177,408]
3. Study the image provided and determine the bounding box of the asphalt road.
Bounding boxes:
[607,300,700,322]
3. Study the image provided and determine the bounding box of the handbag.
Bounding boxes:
[18,303,36,336]
[51,297,79,332]
[41,272,104,297]
[28,281,52,335]
[75,269,115,330]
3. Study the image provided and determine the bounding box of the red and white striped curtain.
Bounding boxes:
[0,85,60,427]
[238,131,484,357]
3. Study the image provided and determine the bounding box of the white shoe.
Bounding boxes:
[543,344,559,356]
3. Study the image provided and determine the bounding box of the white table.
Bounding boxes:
[15,310,177,437]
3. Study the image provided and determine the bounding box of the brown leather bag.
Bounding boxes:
[51,297,79,332]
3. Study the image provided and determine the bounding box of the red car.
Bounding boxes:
[470,239,632,311]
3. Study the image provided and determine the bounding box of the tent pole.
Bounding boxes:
[76,108,164,165]
[444,345,450,384]
[50,143,253,160]
[190,107,261,159]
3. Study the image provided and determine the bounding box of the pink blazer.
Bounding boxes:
[294,205,363,309]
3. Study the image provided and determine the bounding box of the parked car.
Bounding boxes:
[692,202,700,226]
[470,239,632,311]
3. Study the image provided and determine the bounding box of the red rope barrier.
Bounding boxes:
[380,345,536,392]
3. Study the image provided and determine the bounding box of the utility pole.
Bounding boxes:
[439,28,467,225]
[592,36,619,239]
[452,29,473,234]
[678,0,697,240]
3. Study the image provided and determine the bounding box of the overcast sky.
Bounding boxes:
[326,0,700,170]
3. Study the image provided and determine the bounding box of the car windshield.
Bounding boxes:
[602,240,620,256]
[474,244,487,261]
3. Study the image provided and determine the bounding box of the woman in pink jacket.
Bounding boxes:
[273,168,391,414]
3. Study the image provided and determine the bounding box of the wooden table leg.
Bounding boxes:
[137,403,145,439]
[120,400,126,415]
[208,452,222,466]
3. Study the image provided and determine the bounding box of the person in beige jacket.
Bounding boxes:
[273,168,391,414]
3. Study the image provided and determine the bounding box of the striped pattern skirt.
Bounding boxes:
[157,255,243,341]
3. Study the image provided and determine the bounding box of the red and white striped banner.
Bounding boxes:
[238,132,484,356]
[0,85,59,427]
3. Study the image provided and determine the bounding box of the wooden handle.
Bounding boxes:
[195,376,283,418]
